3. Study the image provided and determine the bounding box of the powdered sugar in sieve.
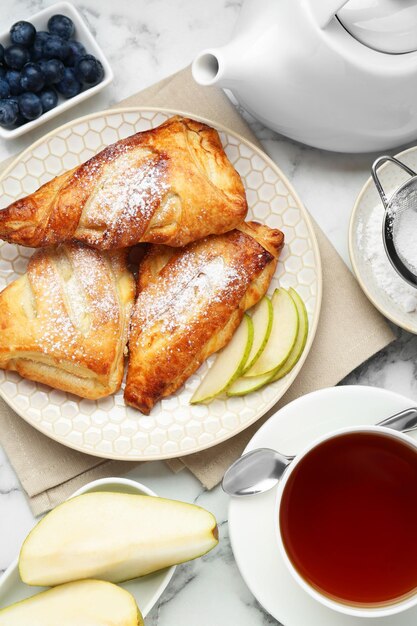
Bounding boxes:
[372,155,417,288]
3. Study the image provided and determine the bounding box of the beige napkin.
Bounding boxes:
[0,67,394,515]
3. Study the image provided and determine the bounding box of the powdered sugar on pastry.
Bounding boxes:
[86,155,169,242]
[35,245,121,358]
[69,247,120,327]
[159,256,243,333]
[134,251,245,335]
[35,260,83,357]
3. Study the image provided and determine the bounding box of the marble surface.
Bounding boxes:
[1,1,417,625]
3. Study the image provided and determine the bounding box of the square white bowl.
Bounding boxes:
[0,1,113,140]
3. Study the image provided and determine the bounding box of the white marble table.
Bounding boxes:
[0,1,416,624]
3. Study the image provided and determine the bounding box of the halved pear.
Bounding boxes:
[0,580,142,626]
[244,289,298,377]
[190,314,253,404]
[272,288,309,381]
[19,492,218,587]
[241,296,273,374]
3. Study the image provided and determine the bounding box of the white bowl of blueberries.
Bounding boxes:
[0,1,113,139]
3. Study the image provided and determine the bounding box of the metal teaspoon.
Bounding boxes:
[222,407,417,497]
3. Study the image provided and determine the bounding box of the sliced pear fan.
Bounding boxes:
[272,288,308,382]
[228,288,308,396]
[244,288,298,378]
[191,288,308,401]
[190,314,253,404]
[241,296,273,374]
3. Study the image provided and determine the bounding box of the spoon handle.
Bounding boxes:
[377,407,417,433]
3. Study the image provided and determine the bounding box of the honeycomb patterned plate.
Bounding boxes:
[0,108,322,460]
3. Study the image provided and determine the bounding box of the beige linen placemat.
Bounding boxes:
[0,66,394,515]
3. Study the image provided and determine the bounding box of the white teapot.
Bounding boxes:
[192,0,417,153]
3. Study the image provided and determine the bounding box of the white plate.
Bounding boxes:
[0,477,175,618]
[0,2,113,140]
[349,146,417,333]
[229,386,417,626]
[0,107,321,460]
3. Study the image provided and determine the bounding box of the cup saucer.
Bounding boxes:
[228,386,417,625]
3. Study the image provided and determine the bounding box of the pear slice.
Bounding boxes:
[244,289,298,377]
[241,296,273,374]
[190,314,253,404]
[227,371,272,396]
[19,492,218,587]
[271,288,309,381]
[0,580,142,626]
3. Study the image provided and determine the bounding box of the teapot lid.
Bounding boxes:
[337,0,417,53]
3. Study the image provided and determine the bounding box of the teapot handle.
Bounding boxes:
[303,0,350,29]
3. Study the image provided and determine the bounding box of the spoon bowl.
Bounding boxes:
[222,448,293,496]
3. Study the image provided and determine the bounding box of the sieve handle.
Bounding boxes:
[371,156,417,210]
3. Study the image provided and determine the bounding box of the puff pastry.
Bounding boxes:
[0,116,247,250]
[0,243,135,399]
[125,221,284,413]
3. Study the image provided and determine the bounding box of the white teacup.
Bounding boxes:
[274,425,417,619]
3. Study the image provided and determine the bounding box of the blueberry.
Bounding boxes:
[0,67,6,80]
[56,67,81,98]
[39,87,58,112]
[7,97,25,125]
[4,44,30,70]
[74,54,104,87]
[0,43,4,65]
[0,79,10,99]
[20,62,45,92]
[7,96,27,126]
[39,58,64,85]
[0,98,19,127]
[47,14,75,40]
[30,31,49,61]
[42,34,69,61]
[18,92,42,120]
[15,112,27,127]
[5,70,23,95]
[10,21,36,47]
[65,39,86,67]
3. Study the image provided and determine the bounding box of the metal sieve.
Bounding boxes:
[372,155,417,288]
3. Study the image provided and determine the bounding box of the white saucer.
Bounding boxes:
[228,386,417,626]
[349,146,417,334]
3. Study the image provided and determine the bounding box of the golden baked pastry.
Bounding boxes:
[0,243,135,399]
[0,116,247,250]
[125,221,284,413]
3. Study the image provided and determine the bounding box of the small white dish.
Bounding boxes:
[349,145,417,334]
[0,1,113,140]
[0,477,175,618]
[228,386,417,625]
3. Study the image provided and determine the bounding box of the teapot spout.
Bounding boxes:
[192,45,245,88]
